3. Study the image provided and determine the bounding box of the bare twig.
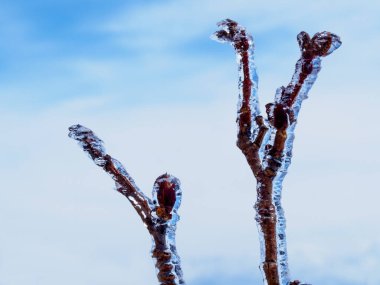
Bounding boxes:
[69,124,185,285]
[213,19,341,285]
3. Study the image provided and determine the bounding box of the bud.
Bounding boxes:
[153,174,182,221]
[297,31,341,58]
[273,104,289,130]
[297,31,311,55]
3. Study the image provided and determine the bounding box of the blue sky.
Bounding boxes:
[1,1,380,285]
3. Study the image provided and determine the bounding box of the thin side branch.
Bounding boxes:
[68,124,152,223]
[280,31,341,108]
[264,31,342,176]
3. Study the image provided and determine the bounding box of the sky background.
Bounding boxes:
[1,0,379,284]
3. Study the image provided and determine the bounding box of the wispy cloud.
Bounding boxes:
[1,0,380,284]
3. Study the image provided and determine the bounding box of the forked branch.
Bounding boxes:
[69,124,185,285]
[213,19,341,285]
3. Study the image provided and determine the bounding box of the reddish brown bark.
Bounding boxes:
[69,125,185,285]
[214,19,341,285]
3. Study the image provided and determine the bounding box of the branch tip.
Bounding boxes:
[212,19,253,52]
[68,124,106,164]
[297,31,341,58]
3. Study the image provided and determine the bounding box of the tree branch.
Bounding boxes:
[214,19,341,285]
[213,19,267,178]
[69,124,186,285]
[68,124,153,223]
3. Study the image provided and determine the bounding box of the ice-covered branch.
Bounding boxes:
[214,19,341,285]
[68,124,152,222]
[212,19,267,177]
[279,31,341,109]
[262,31,341,285]
[69,124,185,285]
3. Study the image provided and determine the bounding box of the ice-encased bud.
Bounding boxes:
[297,31,311,54]
[152,174,182,221]
[311,31,342,57]
[297,31,341,57]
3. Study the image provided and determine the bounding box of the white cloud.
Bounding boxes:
[2,0,380,283]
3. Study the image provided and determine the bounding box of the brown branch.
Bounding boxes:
[261,31,340,285]
[279,31,341,108]
[68,124,152,223]
[214,19,341,285]
[69,125,185,285]
[213,19,267,178]
[264,31,342,175]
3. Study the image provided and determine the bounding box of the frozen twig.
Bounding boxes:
[213,19,341,285]
[212,19,266,177]
[69,124,185,285]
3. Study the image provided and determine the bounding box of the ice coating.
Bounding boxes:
[68,124,106,165]
[214,19,341,285]
[326,34,342,55]
[109,157,147,200]
[269,56,321,285]
[68,124,151,209]
[212,18,261,122]
[69,125,185,285]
